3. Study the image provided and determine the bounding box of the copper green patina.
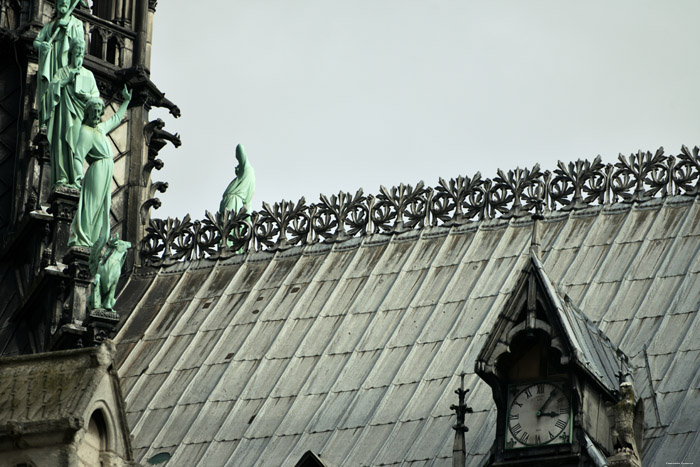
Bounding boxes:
[68,86,132,248]
[33,0,86,128]
[219,144,255,214]
[89,235,132,310]
[33,0,91,190]
[47,39,99,189]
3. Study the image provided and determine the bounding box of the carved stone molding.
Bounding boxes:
[141,146,700,267]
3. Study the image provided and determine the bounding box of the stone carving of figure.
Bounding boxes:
[47,38,99,189]
[33,0,86,129]
[608,382,644,467]
[219,144,255,214]
[68,86,132,248]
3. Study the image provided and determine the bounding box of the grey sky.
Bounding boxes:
[149,1,700,219]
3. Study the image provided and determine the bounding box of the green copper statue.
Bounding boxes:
[219,144,255,214]
[88,235,131,311]
[47,38,99,189]
[68,86,132,248]
[33,0,86,129]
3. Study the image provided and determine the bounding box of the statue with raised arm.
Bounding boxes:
[219,144,255,214]
[68,86,132,248]
[33,0,87,129]
[47,38,99,189]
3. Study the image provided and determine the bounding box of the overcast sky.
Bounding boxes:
[148,1,700,219]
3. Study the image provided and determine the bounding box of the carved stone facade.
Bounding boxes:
[0,0,179,354]
[0,341,135,466]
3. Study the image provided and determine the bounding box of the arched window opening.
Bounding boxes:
[91,0,133,26]
[89,27,104,61]
[106,36,120,66]
[91,0,113,22]
[78,411,108,467]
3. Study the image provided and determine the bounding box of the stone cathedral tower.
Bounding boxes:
[0,0,179,354]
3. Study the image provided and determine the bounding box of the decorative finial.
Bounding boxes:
[450,373,472,467]
[530,196,544,257]
[615,351,630,390]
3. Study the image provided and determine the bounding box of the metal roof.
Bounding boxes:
[114,195,700,466]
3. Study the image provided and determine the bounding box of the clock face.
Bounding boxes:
[506,381,571,449]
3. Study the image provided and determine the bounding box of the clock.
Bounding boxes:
[505,381,571,449]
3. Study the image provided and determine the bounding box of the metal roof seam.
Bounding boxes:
[114,274,185,371]
[595,205,666,323]
[572,300,626,390]
[611,205,700,388]
[115,272,192,441]
[403,270,530,460]
[647,365,700,463]
[270,236,410,465]
[134,271,229,460]
[332,233,452,466]
[169,254,296,464]
[369,228,527,463]
[533,255,624,393]
[555,209,630,317]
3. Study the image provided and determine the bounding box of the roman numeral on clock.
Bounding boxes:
[535,434,541,444]
[555,419,567,430]
[512,423,522,434]
[521,432,529,443]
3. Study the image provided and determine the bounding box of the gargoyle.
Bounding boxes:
[140,198,162,225]
[144,118,181,156]
[116,65,181,117]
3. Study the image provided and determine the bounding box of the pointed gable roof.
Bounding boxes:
[294,450,332,467]
[0,341,134,460]
[476,248,631,397]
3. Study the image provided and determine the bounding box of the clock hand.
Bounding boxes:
[536,389,556,417]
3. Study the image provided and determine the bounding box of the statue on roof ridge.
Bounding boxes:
[219,144,255,215]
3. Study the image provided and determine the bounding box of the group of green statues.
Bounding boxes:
[34,0,130,250]
[37,0,255,258]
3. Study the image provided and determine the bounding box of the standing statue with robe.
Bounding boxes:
[47,38,99,189]
[219,144,255,214]
[33,0,86,129]
[68,86,132,248]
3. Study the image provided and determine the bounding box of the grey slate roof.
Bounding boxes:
[114,195,700,466]
[475,250,632,403]
[532,252,632,395]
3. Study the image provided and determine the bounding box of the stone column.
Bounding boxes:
[47,187,80,264]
